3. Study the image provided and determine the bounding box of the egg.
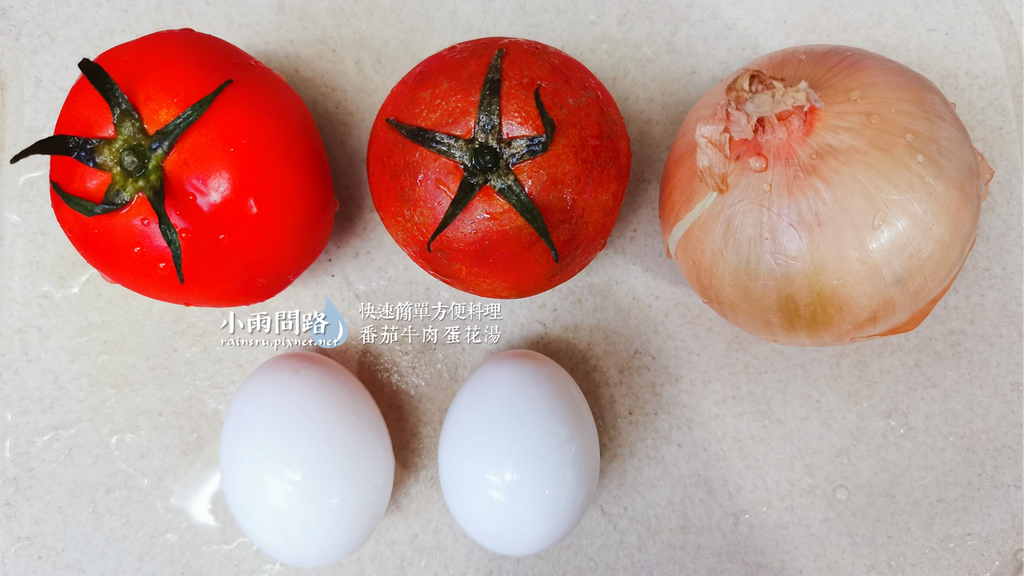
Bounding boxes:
[219,351,394,567]
[437,349,600,556]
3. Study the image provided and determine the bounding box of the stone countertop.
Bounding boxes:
[1,1,1021,574]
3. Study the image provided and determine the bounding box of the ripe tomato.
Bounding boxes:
[11,29,335,307]
[367,37,631,299]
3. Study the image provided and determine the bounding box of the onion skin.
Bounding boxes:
[660,45,994,346]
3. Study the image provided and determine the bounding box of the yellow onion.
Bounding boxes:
[660,45,993,346]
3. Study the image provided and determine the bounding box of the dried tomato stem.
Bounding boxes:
[385,48,559,262]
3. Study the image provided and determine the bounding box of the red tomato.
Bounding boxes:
[367,37,631,299]
[13,29,335,307]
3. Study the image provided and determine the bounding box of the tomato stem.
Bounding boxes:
[118,144,148,177]
[385,48,560,262]
[9,59,232,285]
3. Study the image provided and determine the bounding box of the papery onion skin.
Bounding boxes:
[660,45,993,346]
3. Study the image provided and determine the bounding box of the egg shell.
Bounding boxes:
[220,351,394,568]
[438,349,600,556]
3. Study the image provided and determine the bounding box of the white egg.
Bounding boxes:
[220,351,394,568]
[438,349,600,556]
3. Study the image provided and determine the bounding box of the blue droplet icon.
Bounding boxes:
[315,297,347,348]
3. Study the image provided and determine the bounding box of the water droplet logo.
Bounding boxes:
[315,297,347,348]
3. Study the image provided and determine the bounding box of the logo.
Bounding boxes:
[315,297,347,348]
[219,296,347,350]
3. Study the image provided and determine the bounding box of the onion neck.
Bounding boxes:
[696,70,823,194]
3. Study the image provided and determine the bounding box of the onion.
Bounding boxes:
[660,45,994,346]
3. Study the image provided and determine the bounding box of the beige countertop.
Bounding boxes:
[1,1,1021,574]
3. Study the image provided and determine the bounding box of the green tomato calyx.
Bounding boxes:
[10,58,233,284]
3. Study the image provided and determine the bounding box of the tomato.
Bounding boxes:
[11,29,336,307]
[367,37,631,299]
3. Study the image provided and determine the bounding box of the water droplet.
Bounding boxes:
[133,246,143,254]
[849,90,862,101]
[798,54,806,60]
[833,485,849,501]
[949,101,957,110]
[809,153,818,160]
[890,107,897,115]
[700,298,709,304]
[1014,548,1023,565]
[872,211,885,230]
[435,178,455,198]
[916,154,924,163]
[748,154,768,173]
[158,262,168,272]
[219,234,227,242]
[869,114,880,124]
[886,408,910,434]
[186,193,197,202]
[141,217,150,226]
[180,229,191,239]
[904,133,914,142]
[762,182,772,193]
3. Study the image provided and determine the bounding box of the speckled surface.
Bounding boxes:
[1,1,1021,575]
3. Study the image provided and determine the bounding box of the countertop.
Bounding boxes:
[1,1,1021,574]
